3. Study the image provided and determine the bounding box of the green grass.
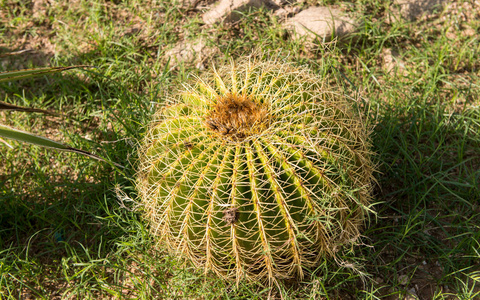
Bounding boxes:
[1,0,479,298]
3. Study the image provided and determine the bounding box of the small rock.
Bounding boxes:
[283,7,357,43]
[180,0,200,7]
[165,38,215,65]
[398,274,409,285]
[389,0,447,22]
[381,48,405,74]
[374,277,384,284]
[202,0,278,25]
[405,287,419,300]
[274,6,301,20]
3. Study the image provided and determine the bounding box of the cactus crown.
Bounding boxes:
[205,93,270,141]
[137,58,375,285]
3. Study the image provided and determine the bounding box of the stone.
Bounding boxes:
[273,6,301,20]
[283,7,357,43]
[165,38,215,66]
[202,0,278,25]
[381,48,406,74]
[390,0,447,21]
[405,287,419,300]
[398,274,409,286]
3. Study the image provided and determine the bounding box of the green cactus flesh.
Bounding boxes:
[137,59,375,284]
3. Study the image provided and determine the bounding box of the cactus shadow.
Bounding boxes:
[363,100,480,298]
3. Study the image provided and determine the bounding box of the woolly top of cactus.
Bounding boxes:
[138,58,375,285]
[204,93,270,141]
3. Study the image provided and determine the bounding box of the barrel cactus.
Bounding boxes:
[137,58,375,285]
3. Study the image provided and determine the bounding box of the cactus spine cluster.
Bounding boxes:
[137,58,375,284]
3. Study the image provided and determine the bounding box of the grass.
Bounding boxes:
[1,0,479,298]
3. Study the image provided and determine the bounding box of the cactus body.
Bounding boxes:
[137,59,375,284]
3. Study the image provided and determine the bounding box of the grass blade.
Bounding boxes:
[0,137,13,148]
[0,101,58,115]
[0,65,94,83]
[0,124,123,168]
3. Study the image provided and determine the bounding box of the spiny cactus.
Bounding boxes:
[137,58,375,285]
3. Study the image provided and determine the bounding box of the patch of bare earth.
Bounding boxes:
[0,0,169,68]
